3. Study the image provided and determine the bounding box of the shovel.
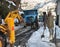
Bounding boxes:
[41,28,45,38]
[41,31,45,38]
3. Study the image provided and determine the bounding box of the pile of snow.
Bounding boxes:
[2,19,5,24]
[6,0,16,8]
[6,0,16,6]
[26,26,56,47]
[56,25,60,39]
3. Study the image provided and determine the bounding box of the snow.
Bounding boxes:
[56,25,60,39]
[26,26,56,47]
[6,0,16,6]
[19,11,24,14]
[2,19,5,24]
[14,18,19,23]
[14,25,24,31]
[26,20,60,47]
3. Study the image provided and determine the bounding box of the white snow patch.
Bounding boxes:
[6,0,16,6]
[2,19,5,24]
[26,26,56,47]
[56,25,60,39]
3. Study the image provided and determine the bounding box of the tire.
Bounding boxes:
[0,32,7,47]
[0,36,5,47]
[0,32,14,47]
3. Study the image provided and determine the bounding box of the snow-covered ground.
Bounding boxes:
[26,25,56,47]
[56,25,60,39]
[26,21,60,47]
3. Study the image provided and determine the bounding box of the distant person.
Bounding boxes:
[43,12,47,29]
[47,11,54,40]
[35,16,39,29]
[29,16,34,29]
[56,15,59,25]
[41,12,47,38]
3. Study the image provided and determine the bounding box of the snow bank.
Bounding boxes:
[26,26,56,47]
[56,26,60,39]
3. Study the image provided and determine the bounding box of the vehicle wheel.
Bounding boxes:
[0,32,14,47]
[0,36,4,47]
[0,32,7,47]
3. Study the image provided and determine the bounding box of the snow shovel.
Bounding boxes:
[41,29,45,38]
[41,31,44,38]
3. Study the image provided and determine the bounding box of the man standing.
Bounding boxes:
[41,12,47,38]
[47,11,54,40]
[43,12,47,29]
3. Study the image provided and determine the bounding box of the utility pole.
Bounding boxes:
[20,0,21,9]
[19,0,23,11]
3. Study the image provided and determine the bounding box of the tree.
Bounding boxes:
[0,0,17,19]
[0,4,10,19]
